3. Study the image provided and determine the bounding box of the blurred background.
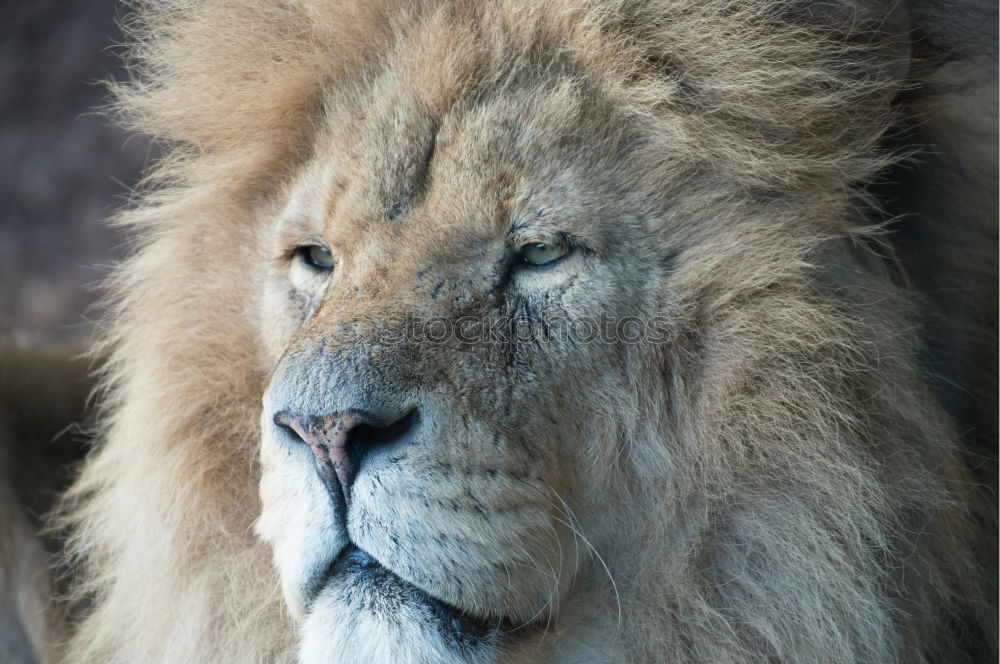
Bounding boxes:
[1,6,154,660]
[1,0,153,345]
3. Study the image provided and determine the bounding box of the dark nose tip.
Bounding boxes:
[273,407,417,501]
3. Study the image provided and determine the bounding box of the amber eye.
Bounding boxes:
[295,245,335,271]
[520,241,569,267]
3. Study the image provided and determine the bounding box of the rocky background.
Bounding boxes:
[1,0,151,344]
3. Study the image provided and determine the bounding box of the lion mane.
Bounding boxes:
[56,1,995,663]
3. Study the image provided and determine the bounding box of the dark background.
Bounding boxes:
[1,0,152,344]
[0,8,151,660]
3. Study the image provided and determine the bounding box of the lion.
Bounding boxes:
[53,0,996,663]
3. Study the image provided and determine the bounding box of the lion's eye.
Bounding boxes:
[520,242,568,267]
[295,245,335,271]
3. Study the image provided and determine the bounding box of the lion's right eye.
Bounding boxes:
[294,245,335,272]
[520,241,569,267]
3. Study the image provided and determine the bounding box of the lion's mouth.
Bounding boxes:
[317,544,508,642]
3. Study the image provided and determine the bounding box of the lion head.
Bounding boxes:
[58,1,993,663]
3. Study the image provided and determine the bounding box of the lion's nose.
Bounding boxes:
[273,408,418,501]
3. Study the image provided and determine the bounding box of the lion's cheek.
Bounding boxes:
[350,485,578,624]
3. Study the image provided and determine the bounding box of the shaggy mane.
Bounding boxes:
[55,1,994,662]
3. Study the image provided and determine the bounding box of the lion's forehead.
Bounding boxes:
[300,45,641,247]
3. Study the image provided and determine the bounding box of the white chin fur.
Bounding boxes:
[299,579,499,664]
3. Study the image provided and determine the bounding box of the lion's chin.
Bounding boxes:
[299,545,508,664]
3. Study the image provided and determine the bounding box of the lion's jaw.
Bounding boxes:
[252,44,665,663]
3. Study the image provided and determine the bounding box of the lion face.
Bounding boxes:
[254,38,672,663]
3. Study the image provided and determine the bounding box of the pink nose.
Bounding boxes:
[286,411,367,496]
[273,408,418,502]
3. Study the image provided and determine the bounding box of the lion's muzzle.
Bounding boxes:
[272,407,419,506]
[258,308,579,651]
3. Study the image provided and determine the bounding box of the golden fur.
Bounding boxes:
[56,1,995,663]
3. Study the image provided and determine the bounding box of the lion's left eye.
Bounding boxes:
[294,245,335,271]
[520,242,569,266]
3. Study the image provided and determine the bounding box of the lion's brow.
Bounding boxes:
[380,121,440,223]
